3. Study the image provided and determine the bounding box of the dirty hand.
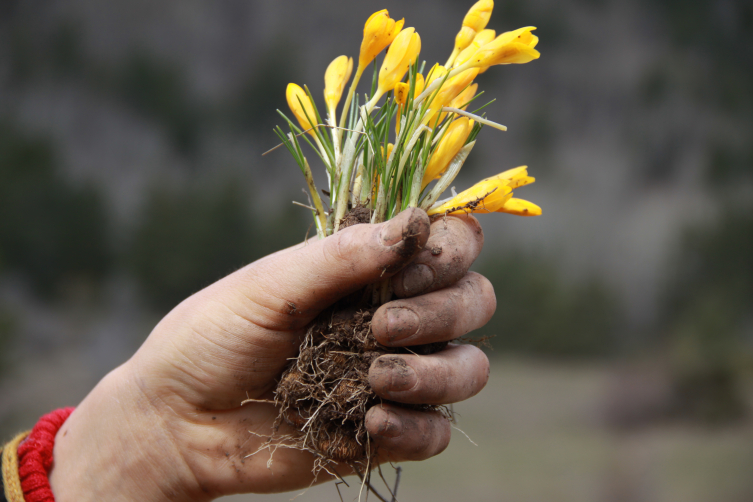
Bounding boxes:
[49,208,495,502]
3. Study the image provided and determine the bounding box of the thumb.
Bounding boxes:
[222,207,430,328]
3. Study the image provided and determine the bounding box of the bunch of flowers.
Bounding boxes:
[265,0,544,475]
[274,0,542,242]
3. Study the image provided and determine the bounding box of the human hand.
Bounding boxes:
[49,208,495,501]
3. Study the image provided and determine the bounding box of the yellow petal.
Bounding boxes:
[378,28,421,94]
[428,178,513,215]
[454,29,496,67]
[449,83,478,110]
[462,0,494,32]
[286,83,318,136]
[414,73,425,95]
[482,165,527,183]
[422,117,473,188]
[454,26,477,53]
[424,67,479,125]
[324,56,353,115]
[380,142,394,163]
[497,198,542,216]
[425,63,448,87]
[359,10,405,69]
[394,82,410,105]
[470,27,540,68]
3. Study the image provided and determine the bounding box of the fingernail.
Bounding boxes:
[386,307,420,343]
[401,263,436,296]
[371,356,417,392]
[370,408,403,438]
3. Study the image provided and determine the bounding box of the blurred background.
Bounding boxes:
[1,0,752,500]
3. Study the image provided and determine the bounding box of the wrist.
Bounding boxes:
[48,365,204,502]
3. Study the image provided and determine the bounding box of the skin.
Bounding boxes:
[48,208,496,501]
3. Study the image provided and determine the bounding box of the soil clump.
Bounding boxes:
[270,209,447,471]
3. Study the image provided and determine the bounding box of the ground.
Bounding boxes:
[220,358,753,502]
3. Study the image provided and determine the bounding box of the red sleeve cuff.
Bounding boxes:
[17,408,75,502]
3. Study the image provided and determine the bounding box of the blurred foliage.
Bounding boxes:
[667,210,753,325]
[117,52,203,153]
[706,141,753,185]
[0,308,16,376]
[653,0,753,111]
[231,38,299,134]
[129,179,308,313]
[4,16,203,154]
[663,209,753,423]
[0,123,111,297]
[129,180,257,312]
[476,255,620,357]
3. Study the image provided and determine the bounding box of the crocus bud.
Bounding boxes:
[380,142,394,163]
[447,0,494,65]
[394,82,410,106]
[454,26,477,53]
[449,83,478,110]
[422,117,473,188]
[462,0,494,32]
[359,10,405,69]
[470,26,540,68]
[324,56,353,115]
[377,28,421,95]
[414,73,425,96]
[425,64,448,87]
[286,83,318,136]
[424,67,479,125]
[454,29,496,67]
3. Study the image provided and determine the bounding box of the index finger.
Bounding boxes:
[392,214,484,298]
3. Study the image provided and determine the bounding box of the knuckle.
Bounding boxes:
[469,272,497,319]
[327,226,357,264]
[418,358,453,402]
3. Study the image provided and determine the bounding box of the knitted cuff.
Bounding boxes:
[1,408,74,502]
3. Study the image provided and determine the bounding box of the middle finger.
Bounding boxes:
[372,271,496,347]
[369,344,490,405]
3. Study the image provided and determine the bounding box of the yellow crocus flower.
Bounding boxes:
[428,166,541,216]
[422,117,473,188]
[424,67,479,125]
[380,143,394,163]
[286,83,318,136]
[377,27,421,96]
[454,27,478,54]
[428,177,512,215]
[339,10,404,135]
[394,73,425,106]
[454,29,496,67]
[449,82,478,110]
[469,26,540,68]
[359,10,405,70]
[414,73,426,96]
[395,74,424,135]
[433,82,479,125]
[394,82,411,106]
[324,55,353,117]
[446,0,494,66]
[425,64,448,87]
[462,0,494,32]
